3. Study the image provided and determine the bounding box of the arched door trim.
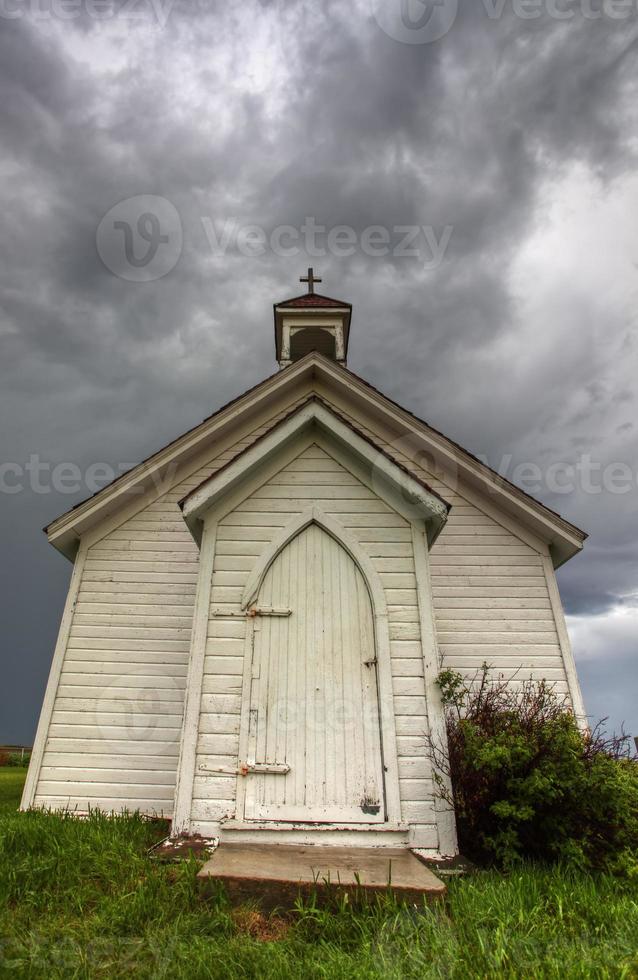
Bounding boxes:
[242,505,386,614]
[240,504,402,825]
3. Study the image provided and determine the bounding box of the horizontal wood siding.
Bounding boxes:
[32,398,309,815]
[33,380,574,827]
[431,518,566,690]
[193,443,436,842]
[322,402,571,700]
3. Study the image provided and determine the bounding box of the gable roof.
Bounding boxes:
[179,396,450,546]
[44,352,586,566]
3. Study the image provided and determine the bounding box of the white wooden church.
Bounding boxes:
[22,273,587,858]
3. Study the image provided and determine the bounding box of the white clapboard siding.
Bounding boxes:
[32,396,311,815]
[33,797,175,816]
[326,404,574,700]
[33,379,576,829]
[195,442,437,844]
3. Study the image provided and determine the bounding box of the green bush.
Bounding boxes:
[5,751,31,768]
[431,666,638,873]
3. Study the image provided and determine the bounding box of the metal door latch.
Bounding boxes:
[199,762,290,777]
[240,762,290,776]
[246,607,292,618]
[210,606,292,619]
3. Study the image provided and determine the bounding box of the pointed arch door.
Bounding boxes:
[242,523,386,823]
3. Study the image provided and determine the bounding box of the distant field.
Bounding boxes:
[1,768,637,978]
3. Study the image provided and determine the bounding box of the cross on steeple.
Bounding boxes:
[300,267,322,294]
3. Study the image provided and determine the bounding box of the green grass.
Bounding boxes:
[1,769,637,979]
[0,768,27,811]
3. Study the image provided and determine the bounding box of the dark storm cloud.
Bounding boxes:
[1,0,637,742]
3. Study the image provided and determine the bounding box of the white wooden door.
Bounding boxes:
[243,524,386,823]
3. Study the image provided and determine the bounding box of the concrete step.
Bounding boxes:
[198,843,446,909]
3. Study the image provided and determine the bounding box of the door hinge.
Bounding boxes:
[363,657,378,668]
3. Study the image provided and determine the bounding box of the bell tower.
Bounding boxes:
[274,269,352,369]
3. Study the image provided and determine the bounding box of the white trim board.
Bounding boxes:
[172,520,219,834]
[21,542,89,810]
[173,502,404,836]
[542,555,588,728]
[180,399,449,546]
[411,521,458,856]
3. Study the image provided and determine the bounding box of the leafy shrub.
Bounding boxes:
[429,666,638,873]
[5,752,30,768]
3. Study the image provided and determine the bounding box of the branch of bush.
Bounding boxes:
[425,664,638,874]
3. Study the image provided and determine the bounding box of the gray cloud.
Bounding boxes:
[1,0,638,742]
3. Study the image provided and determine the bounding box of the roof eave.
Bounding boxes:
[47,527,81,562]
[43,351,587,568]
[310,359,587,561]
[43,356,323,557]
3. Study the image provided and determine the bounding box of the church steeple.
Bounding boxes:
[274,270,352,369]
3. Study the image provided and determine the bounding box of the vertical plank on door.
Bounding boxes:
[244,523,386,823]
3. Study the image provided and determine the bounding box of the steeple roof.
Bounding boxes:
[276,292,351,310]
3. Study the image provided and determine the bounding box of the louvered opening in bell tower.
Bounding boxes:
[290,326,336,361]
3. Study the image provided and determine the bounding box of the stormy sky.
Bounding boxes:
[1,0,637,745]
